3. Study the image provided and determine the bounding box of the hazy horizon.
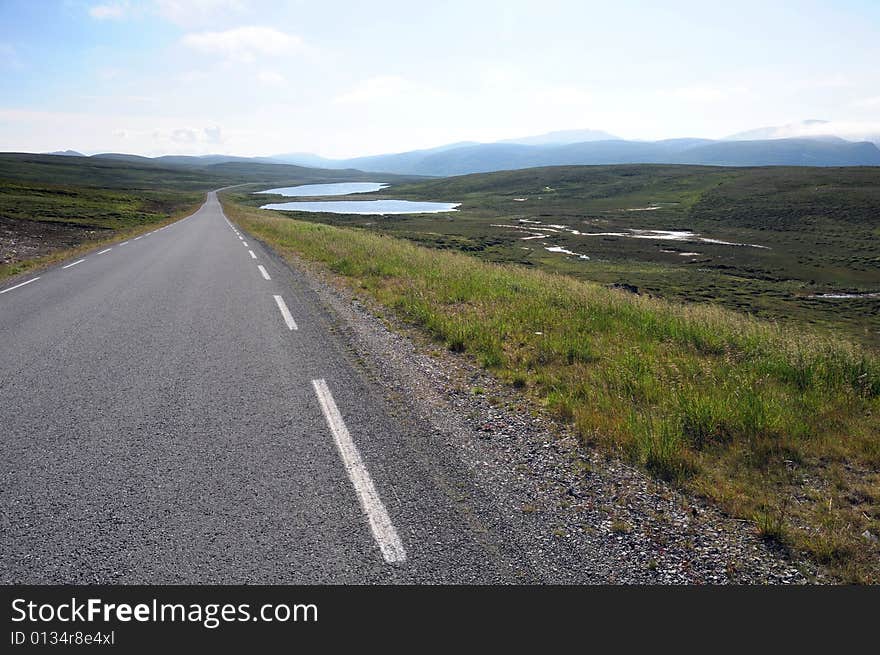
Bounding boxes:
[1,0,879,159]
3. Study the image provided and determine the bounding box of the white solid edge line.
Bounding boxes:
[97,248,112,255]
[249,250,257,259]
[62,259,85,269]
[257,265,271,280]
[273,295,298,330]
[311,378,406,563]
[0,276,40,294]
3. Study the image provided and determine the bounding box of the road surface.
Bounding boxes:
[0,192,549,583]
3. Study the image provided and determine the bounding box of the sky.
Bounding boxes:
[1,0,878,158]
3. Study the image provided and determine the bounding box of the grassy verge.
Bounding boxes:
[225,199,880,583]
[230,165,880,348]
[0,185,204,283]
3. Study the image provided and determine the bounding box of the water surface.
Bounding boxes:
[260,200,460,215]
[257,182,388,197]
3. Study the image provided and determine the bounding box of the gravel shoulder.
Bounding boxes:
[263,242,822,584]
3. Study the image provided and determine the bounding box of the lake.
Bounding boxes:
[257,182,389,197]
[256,182,460,214]
[259,200,461,215]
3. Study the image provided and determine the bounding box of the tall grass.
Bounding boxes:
[226,201,880,583]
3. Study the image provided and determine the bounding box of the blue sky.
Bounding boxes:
[1,0,878,157]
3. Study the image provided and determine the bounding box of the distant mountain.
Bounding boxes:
[653,138,717,151]
[726,119,832,141]
[672,138,880,167]
[91,152,153,162]
[262,124,880,175]
[46,149,85,157]
[400,140,666,176]
[498,129,620,145]
[726,119,880,147]
[307,138,880,176]
[270,141,480,170]
[40,124,880,178]
[270,152,338,168]
[1,152,417,189]
[92,153,280,167]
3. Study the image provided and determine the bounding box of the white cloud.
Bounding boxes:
[203,126,223,143]
[135,125,220,147]
[0,109,238,156]
[170,127,197,143]
[539,85,593,107]
[790,74,853,92]
[156,125,226,147]
[335,75,443,105]
[662,84,751,104]
[736,119,880,142]
[335,75,407,104]
[852,96,880,109]
[155,0,245,26]
[181,26,303,63]
[788,120,880,141]
[257,70,285,86]
[89,2,129,20]
[88,1,244,24]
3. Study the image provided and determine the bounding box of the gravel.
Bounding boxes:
[274,249,821,584]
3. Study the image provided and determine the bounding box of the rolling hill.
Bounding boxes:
[270,136,880,175]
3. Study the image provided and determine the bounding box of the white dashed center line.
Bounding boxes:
[257,265,271,280]
[312,378,406,564]
[133,236,142,241]
[97,248,112,255]
[273,295,298,330]
[242,241,248,247]
[0,277,40,295]
[120,241,129,246]
[249,250,257,259]
[62,259,85,269]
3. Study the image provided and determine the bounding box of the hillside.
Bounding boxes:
[273,137,880,175]
[0,152,411,190]
[34,133,880,178]
[225,195,880,582]
[0,153,413,280]
[238,164,880,348]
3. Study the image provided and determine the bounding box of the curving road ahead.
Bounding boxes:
[0,192,552,584]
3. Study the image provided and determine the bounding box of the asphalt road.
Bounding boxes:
[0,192,553,583]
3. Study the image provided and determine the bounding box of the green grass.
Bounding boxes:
[0,182,205,281]
[225,198,880,583]
[0,152,421,283]
[0,182,203,229]
[230,164,880,348]
[0,174,209,282]
[0,152,418,190]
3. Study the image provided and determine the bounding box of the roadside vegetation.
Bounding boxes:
[233,165,880,348]
[225,198,880,583]
[0,182,204,281]
[0,153,413,283]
